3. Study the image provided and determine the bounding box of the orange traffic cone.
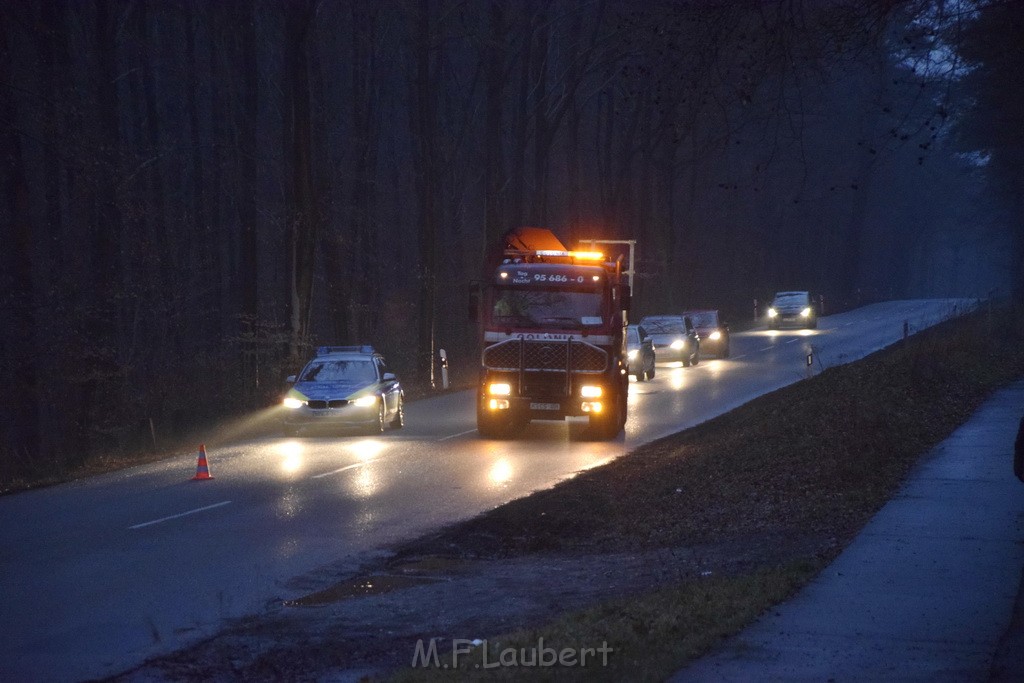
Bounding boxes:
[191,444,214,480]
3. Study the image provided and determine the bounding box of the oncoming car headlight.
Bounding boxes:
[282,397,305,409]
[709,330,722,341]
[627,349,638,360]
[580,385,603,398]
[801,307,812,317]
[670,339,685,350]
[767,308,778,318]
[351,394,378,408]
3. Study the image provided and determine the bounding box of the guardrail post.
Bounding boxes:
[753,298,759,322]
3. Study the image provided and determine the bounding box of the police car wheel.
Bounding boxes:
[369,404,385,434]
[391,399,404,429]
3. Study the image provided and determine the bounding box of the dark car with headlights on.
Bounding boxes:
[638,315,700,367]
[682,309,730,358]
[626,324,656,381]
[281,346,404,436]
[766,291,817,329]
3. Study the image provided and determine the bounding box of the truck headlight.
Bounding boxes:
[352,395,378,407]
[670,339,685,350]
[801,307,811,317]
[767,308,778,318]
[580,385,603,398]
[709,330,721,340]
[282,397,305,409]
[488,382,511,396]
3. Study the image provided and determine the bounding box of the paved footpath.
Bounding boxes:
[673,380,1024,682]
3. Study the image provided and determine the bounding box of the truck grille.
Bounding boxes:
[521,371,570,397]
[483,339,607,373]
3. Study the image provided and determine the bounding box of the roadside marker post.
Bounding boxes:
[439,349,449,390]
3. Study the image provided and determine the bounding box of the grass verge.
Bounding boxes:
[390,305,1024,680]
[394,561,820,683]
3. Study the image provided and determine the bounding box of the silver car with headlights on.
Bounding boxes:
[638,315,700,367]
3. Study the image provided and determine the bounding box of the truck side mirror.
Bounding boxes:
[468,282,481,322]
[285,375,296,384]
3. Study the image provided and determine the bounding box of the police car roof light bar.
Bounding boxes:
[317,345,375,356]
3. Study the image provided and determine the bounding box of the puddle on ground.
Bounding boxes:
[284,555,471,607]
[388,555,468,575]
[284,573,440,606]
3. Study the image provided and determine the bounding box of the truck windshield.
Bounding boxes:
[490,288,604,328]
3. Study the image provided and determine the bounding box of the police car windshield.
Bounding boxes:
[491,289,603,328]
[300,359,377,383]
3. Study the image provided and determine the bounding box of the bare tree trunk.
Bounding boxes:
[349,2,379,340]
[531,8,548,227]
[0,18,40,467]
[35,0,71,461]
[81,0,125,458]
[483,0,506,270]
[509,12,534,230]
[411,0,439,386]
[238,4,259,320]
[285,0,318,359]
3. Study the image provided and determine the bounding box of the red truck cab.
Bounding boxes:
[473,229,631,440]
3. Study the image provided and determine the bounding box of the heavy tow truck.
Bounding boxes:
[471,227,632,440]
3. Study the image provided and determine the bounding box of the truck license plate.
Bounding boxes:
[530,402,560,411]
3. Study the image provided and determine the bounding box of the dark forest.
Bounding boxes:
[1,0,1021,478]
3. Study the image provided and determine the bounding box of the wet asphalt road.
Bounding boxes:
[0,299,972,680]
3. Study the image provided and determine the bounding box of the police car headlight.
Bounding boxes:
[767,308,778,318]
[801,307,811,317]
[627,349,638,360]
[352,395,378,408]
[670,339,685,350]
[282,397,304,409]
[709,331,722,341]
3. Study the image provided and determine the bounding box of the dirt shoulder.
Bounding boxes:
[121,307,1024,682]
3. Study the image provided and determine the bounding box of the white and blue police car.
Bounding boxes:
[281,346,404,436]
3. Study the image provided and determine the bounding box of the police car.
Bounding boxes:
[281,346,404,436]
